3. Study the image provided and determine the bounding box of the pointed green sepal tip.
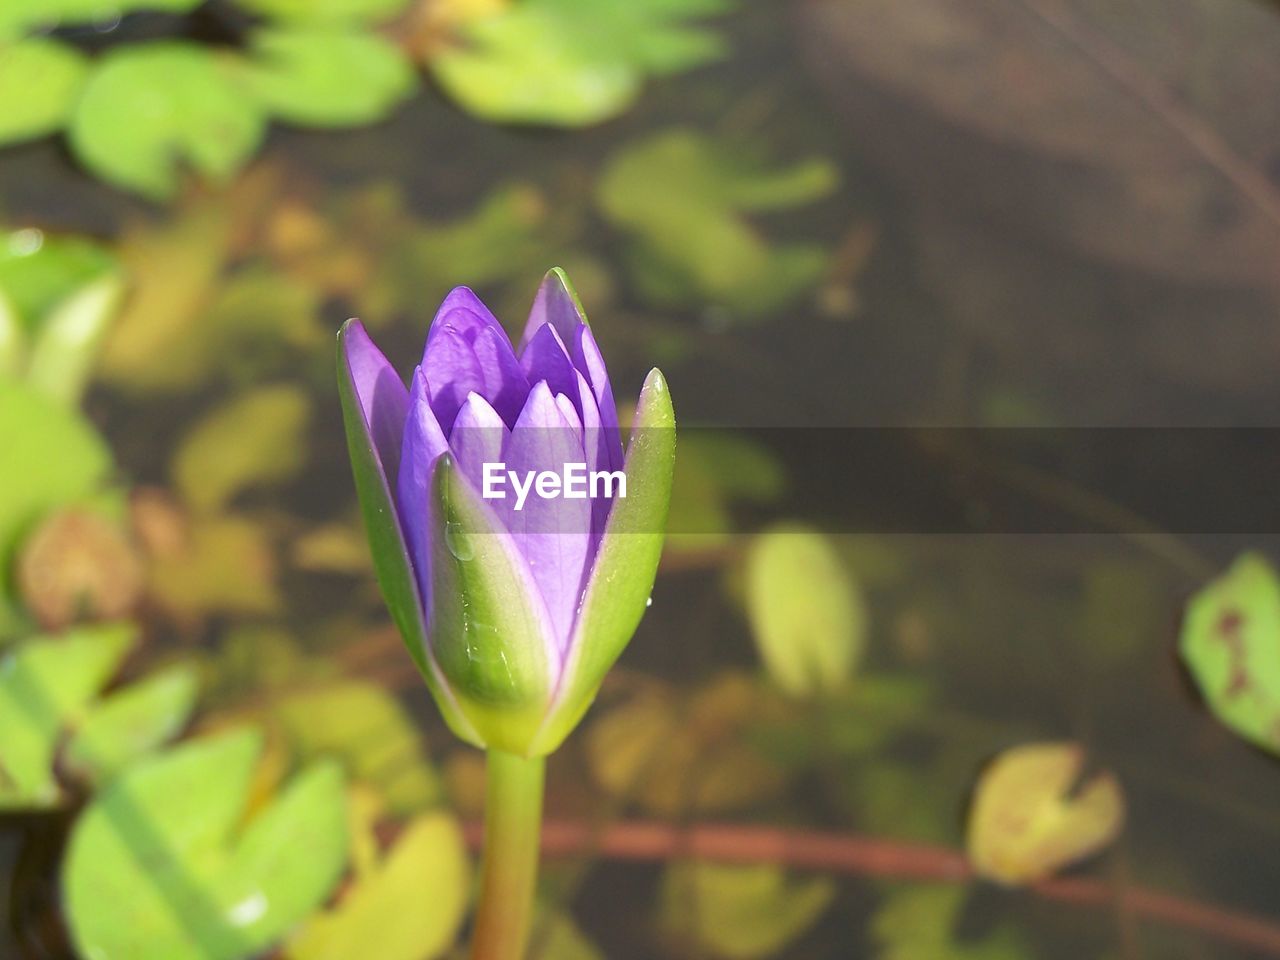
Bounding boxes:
[427,452,557,755]
[528,367,675,755]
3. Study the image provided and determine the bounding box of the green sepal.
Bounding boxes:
[335,322,482,747]
[427,453,556,755]
[529,367,675,754]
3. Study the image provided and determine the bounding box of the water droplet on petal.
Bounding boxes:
[445,522,475,561]
[645,595,653,608]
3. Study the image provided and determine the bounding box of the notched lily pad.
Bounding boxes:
[966,741,1124,885]
[63,728,349,960]
[1180,552,1280,753]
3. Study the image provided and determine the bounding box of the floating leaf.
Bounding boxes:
[69,44,265,199]
[0,229,116,328]
[586,675,785,815]
[245,29,416,127]
[431,0,733,126]
[872,885,1027,960]
[288,803,469,960]
[0,0,204,37]
[273,681,444,815]
[16,507,143,630]
[172,385,311,513]
[745,525,865,697]
[237,0,413,24]
[99,202,235,391]
[0,623,133,808]
[0,39,88,145]
[967,742,1124,885]
[660,861,834,960]
[65,664,199,784]
[597,129,837,316]
[63,728,349,960]
[1180,552,1280,752]
[0,379,112,604]
[24,273,125,405]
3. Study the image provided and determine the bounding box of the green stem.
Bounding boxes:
[470,749,545,960]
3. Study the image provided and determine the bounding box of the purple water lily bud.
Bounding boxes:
[338,269,676,756]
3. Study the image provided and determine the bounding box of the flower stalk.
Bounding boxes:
[470,750,545,960]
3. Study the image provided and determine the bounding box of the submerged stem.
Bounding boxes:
[470,749,545,960]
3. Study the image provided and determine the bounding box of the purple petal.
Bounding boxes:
[398,368,451,608]
[520,271,584,350]
[448,392,508,498]
[519,323,578,403]
[342,319,409,483]
[500,381,592,648]
[422,288,528,429]
[570,325,622,469]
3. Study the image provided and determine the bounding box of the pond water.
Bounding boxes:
[3,1,1280,958]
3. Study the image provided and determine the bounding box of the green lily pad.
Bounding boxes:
[65,663,199,785]
[745,525,865,697]
[0,0,202,36]
[0,623,134,807]
[0,378,112,595]
[245,28,416,127]
[431,0,734,126]
[0,230,117,329]
[1180,552,1280,753]
[69,44,265,200]
[288,803,469,960]
[660,861,834,960]
[0,39,89,145]
[236,0,412,24]
[172,385,311,513]
[63,728,349,960]
[273,681,444,815]
[872,886,1028,960]
[597,129,837,317]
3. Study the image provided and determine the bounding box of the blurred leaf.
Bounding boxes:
[17,506,143,631]
[533,913,603,960]
[431,0,733,126]
[288,804,469,960]
[598,129,837,316]
[0,623,133,808]
[666,432,784,552]
[660,861,834,960]
[0,39,88,145]
[245,29,416,127]
[26,273,125,404]
[0,0,203,36]
[237,0,413,24]
[173,385,311,513]
[1180,552,1280,753]
[65,664,199,785]
[872,886,1028,960]
[586,675,785,815]
[292,521,371,573]
[100,202,234,391]
[967,742,1124,885]
[0,379,112,598]
[0,229,116,328]
[273,681,444,815]
[146,512,283,622]
[745,525,865,697]
[63,728,349,960]
[69,44,265,199]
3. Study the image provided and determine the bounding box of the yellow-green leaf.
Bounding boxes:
[966,742,1124,885]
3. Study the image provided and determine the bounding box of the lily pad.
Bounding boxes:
[236,0,413,24]
[172,385,311,513]
[0,39,89,145]
[1180,552,1280,753]
[745,525,865,697]
[0,0,203,36]
[431,0,734,126]
[63,728,349,960]
[244,29,416,127]
[966,742,1124,885]
[69,44,266,199]
[660,861,834,960]
[0,623,134,808]
[597,129,837,316]
[288,800,469,960]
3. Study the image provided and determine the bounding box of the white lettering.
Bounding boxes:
[591,470,626,500]
[482,461,506,500]
[480,463,626,510]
